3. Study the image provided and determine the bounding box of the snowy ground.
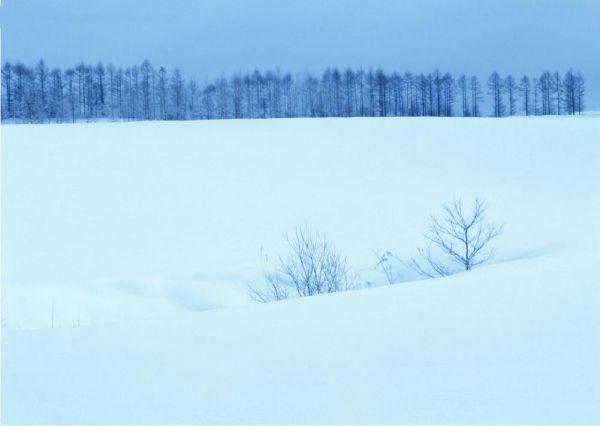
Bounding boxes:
[2,117,599,423]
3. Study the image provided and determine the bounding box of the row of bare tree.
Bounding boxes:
[2,59,585,123]
[487,71,585,117]
[250,199,502,302]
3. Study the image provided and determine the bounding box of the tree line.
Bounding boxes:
[1,59,586,123]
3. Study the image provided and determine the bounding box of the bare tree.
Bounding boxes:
[2,63,13,120]
[532,77,540,115]
[49,68,64,122]
[575,72,585,114]
[539,71,552,115]
[156,66,168,120]
[457,74,469,117]
[140,59,153,120]
[519,75,531,116]
[248,227,357,302]
[487,71,504,117]
[411,199,503,278]
[552,71,562,115]
[35,60,49,122]
[170,67,185,120]
[504,75,517,116]
[469,75,483,117]
[64,69,76,123]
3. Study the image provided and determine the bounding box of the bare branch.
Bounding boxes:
[374,251,403,285]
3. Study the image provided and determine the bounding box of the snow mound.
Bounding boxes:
[3,252,599,424]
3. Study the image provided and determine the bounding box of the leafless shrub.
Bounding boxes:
[411,198,503,278]
[374,251,402,285]
[248,226,358,302]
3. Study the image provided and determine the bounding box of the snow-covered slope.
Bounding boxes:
[2,117,599,423]
[3,117,599,328]
[3,252,599,424]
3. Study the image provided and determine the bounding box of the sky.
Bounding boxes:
[1,0,599,109]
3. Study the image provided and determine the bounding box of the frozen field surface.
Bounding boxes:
[2,117,599,423]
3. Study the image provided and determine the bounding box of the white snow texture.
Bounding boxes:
[2,116,599,424]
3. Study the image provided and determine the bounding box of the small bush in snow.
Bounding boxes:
[248,226,357,302]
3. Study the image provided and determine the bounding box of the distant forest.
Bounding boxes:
[1,60,586,123]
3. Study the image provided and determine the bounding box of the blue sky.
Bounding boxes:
[1,0,599,108]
